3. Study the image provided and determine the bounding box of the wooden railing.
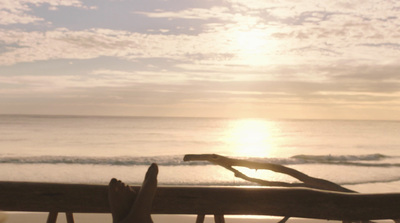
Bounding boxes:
[1,181,400,223]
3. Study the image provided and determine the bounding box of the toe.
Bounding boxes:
[145,163,159,180]
[109,178,118,186]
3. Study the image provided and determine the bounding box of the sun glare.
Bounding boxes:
[225,119,274,157]
[231,29,279,66]
[236,30,266,53]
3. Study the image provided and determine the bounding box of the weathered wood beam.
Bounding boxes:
[1,181,400,221]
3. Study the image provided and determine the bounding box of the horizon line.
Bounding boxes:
[0,113,398,122]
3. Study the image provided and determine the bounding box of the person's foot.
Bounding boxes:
[108,178,136,223]
[108,163,158,223]
[129,163,158,223]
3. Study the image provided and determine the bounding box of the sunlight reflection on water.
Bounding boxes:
[222,119,280,158]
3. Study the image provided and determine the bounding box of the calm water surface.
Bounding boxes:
[1,115,400,193]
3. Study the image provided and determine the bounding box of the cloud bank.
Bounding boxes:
[0,0,399,119]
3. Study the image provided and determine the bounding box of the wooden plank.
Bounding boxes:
[1,181,400,221]
[0,181,109,213]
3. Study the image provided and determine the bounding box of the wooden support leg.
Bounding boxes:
[66,212,74,223]
[278,216,290,223]
[47,212,58,223]
[196,214,205,223]
[214,214,225,223]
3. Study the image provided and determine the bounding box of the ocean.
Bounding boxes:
[1,115,400,194]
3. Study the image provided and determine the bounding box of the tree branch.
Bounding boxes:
[184,154,354,193]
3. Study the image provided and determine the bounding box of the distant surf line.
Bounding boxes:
[0,153,398,167]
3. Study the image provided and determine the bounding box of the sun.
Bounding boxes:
[230,29,279,66]
[225,119,274,157]
[236,30,266,53]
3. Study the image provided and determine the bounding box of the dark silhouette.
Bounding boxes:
[108,163,158,223]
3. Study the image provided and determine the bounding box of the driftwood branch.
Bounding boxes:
[183,154,385,223]
[184,154,354,193]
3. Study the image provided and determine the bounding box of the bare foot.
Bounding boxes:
[108,163,159,223]
[125,163,158,223]
[108,178,136,223]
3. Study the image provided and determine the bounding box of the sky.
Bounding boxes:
[0,0,399,120]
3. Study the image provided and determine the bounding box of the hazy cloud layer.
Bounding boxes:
[0,0,399,119]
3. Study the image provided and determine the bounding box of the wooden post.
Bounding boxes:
[46,212,58,223]
[196,214,205,223]
[214,214,225,223]
[66,212,74,223]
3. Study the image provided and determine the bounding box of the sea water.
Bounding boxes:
[1,115,400,193]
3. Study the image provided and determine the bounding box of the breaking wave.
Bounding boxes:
[0,153,399,167]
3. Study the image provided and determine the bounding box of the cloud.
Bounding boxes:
[1,0,398,67]
[1,0,400,119]
[331,64,400,85]
[0,27,256,66]
[0,28,141,65]
[130,1,400,67]
[360,43,400,51]
[0,0,95,25]
[2,60,400,119]
[0,7,43,25]
[135,7,233,21]
[90,69,133,76]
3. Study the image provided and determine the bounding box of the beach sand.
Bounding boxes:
[3,212,344,223]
